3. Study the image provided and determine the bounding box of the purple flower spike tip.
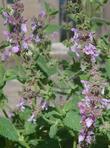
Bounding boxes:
[11,45,20,53]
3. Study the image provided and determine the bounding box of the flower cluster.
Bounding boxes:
[31,10,46,44]
[1,0,29,60]
[78,80,110,147]
[70,28,100,62]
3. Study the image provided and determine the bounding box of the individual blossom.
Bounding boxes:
[38,10,46,18]
[31,21,37,31]
[21,23,27,33]
[1,48,11,61]
[11,45,20,53]
[83,43,100,62]
[85,117,94,128]
[16,98,25,112]
[34,35,41,43]
[40,100,49,110]
[100,98,110,110]
[8,112,14,119]
[27,112,36,123]
[81,80,90,95]
[70,42,81,57]
[22,41,28,49]
[3,30,11,41]
[89,32,94,42]
[71,28,80,41]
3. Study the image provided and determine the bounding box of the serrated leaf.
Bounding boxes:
[49,10,58,16]
[44,24,60,34]
[19,108,32,121]
[0,117,19,141]
[37,55,57,77]
[63,95,81,112]
[44,2,51,14]
[63,111,81,131]
[5,69,17,81]
[24,121,36,135]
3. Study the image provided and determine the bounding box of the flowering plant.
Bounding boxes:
[0,0,110,148]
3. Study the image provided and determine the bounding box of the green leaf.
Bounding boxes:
[91,17,110,26]
[0,63,5,88]
[44,2,51,14]
[37,55,57,77]
[63,111,81,131]
[0,89,7,107]
[0,7,4,15]
[44,2,58,16]
[19,108,32,121]
[63,95,81,112]
[5,69,17,81]
[37,139,59,148]
[44,24,60,34]
[49,124,58,138]
[5,65,26,83]
[49,10,58,16]
[0,117,19,141]
[105,58,110,78]
[24,121,36,135]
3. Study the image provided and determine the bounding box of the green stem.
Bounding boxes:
[2,109,9,118]
[73,138,77,148]
[19,140,30,148]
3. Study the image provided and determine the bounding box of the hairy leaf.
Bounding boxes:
[0,117,19,141]
[63,111,81,131]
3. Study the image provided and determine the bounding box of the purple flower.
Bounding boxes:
[39,10,46,18]
[28,112,36,123]
[8,112,14,119]
[83,43,99,62]
[70,42,81,57]
[31,23,37,31]
[21,23,27,33]
[85,117,94,128]
[78,102,86,114]
[81,80,90,95]
[3,31,11,41]
[78,129,86,144]
[83,43,95,55]
[40,100,49,110]
[86,131,94,144]
[35,35,41,43]
[79,129,94,146]
[79,134,85,144]
[22,41,28,49]
[71,28,78,32]
[16,98,25,112]
[78,80,102,146]
[100,99,110,109]
[2,1,28,55]
[11,45,20,53]
[1,49,11,61]
[89,32,95,42]
[71,28,80,41]
[2,11,9,17]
